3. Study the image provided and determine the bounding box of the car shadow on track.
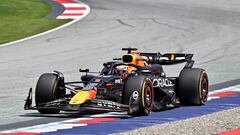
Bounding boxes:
[20,105,182,119]
[20,110,108,118]
[19,110,131,119]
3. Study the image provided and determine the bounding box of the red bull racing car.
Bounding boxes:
[24,48,209,116]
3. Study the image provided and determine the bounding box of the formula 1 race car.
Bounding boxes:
[24,48,209,116]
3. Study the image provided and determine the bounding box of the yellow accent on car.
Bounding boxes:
[199,71,207,104]
[170,54,175,61]
[141,81,146,108]
[69,91,91,105]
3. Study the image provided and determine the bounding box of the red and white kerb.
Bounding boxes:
[208,85,240,101]
[54,0,90,19]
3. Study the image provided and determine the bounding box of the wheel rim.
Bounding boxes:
[201,75,208,102]
[144,83,152,110]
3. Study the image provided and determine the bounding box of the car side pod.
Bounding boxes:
[24,88,33,110]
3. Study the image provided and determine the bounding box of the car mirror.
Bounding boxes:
[79,68,89,73]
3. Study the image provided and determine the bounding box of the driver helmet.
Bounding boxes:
[115,65,128,75]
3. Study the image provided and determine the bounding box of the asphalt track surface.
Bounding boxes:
[1,0,240,130]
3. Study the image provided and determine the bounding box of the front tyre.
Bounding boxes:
[35,73,63,114]
[123,76,153,116]
[178,68,209,105]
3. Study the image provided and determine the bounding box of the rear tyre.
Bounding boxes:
[123,76,153,116]
[177,68,209,105]
[35,73,63,114]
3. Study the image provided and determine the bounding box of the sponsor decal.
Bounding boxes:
[152,78,173,87]
[84,83,97,90]
[115,79,122,84]
[97,101,120,109]
[132,91,139,100]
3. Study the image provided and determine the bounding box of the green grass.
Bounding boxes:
[0,0,70,44]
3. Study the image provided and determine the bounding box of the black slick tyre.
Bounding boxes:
[35,73,61,114]
[123,76,153,116]
[178,68,209,105]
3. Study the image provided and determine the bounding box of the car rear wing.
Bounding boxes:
[139,53,194,68]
